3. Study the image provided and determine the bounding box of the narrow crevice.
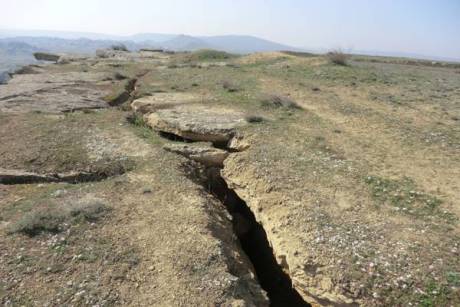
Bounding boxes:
[158,131,194,143]
[61,106,106,113]
[183,164,309,307]
[155,126,309,306]
[212,139,240,153]
[0,169,129,185]
[106,78,138,106]
[157,131,240,152]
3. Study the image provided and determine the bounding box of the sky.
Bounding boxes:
[1,0,459,59]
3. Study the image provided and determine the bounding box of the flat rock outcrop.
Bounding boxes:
[131,92,202,114]
[33,52,61,62]
[0,71,115,113]
[163,142,229,166]
[145,105,246,143]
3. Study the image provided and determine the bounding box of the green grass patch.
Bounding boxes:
[418,276,460,307]
[127,113,163,145]
[186,49,237,61]
[365,175,455,221]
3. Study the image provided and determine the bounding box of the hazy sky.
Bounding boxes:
[2,0,459,59]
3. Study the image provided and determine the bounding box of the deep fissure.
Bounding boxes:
[194,166,309,306]
[157,129,309,306]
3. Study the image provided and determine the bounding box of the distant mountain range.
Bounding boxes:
[0,30,300,82]
[0,29,458,79]
[0,29,298,54]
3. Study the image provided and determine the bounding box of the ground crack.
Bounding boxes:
[0,168,128,185]
[157,130,309,306]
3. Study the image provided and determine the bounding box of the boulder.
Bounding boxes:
[33,52,60,62]
[145,105,246,143]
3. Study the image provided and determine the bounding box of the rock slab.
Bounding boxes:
[146,105,246,143]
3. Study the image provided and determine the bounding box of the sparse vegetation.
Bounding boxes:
[127,113,162,143]
[13,65,38,75]
[259,94,301,109]
[187,49,236,61]
[281,51,316,57]
[327,50,350,65]
[364,175,455,221]
[7,201,110,236]
[114,72,127,80]
[245,115,265,123]
[7,208,66,236]
[2,44,459,307]
[69,201,110,221]
[222,80,240,92]
[110,43,129,52]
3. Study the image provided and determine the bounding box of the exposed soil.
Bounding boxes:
[168,129,309,306]
[192,165,309,307]
[1,49,459,306]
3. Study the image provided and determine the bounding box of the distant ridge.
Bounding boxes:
[0,29,300,54]
[2,29,457,62]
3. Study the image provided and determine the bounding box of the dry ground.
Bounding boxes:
[0,49,459,306]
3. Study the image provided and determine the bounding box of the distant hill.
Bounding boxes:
[199,35,296,53]
[0,41,40,83]
[0,29,301,82]
[0,29,300,54]
[160,35,211,51]
[0,37,144,54]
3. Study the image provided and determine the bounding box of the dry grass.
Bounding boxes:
[7,200,110,236]
[222,80,240,92]
[245,115,265,123]
[260,94,301,109]
[327,50,350,66]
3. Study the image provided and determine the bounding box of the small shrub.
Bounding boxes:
[327,50,350,66]
[13,66,38,75]
[281,51,316,57]
[260,94,301,110]
[245,115,265,123]
[7,208,66,236]
[188,49,236,61]
[114,72,127,80]
[126,113,146,126]
[222,80,240,92]
[69,201,110,222]
[96,49,109,58]
[110,43,129,52]
[7,200,111,236]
